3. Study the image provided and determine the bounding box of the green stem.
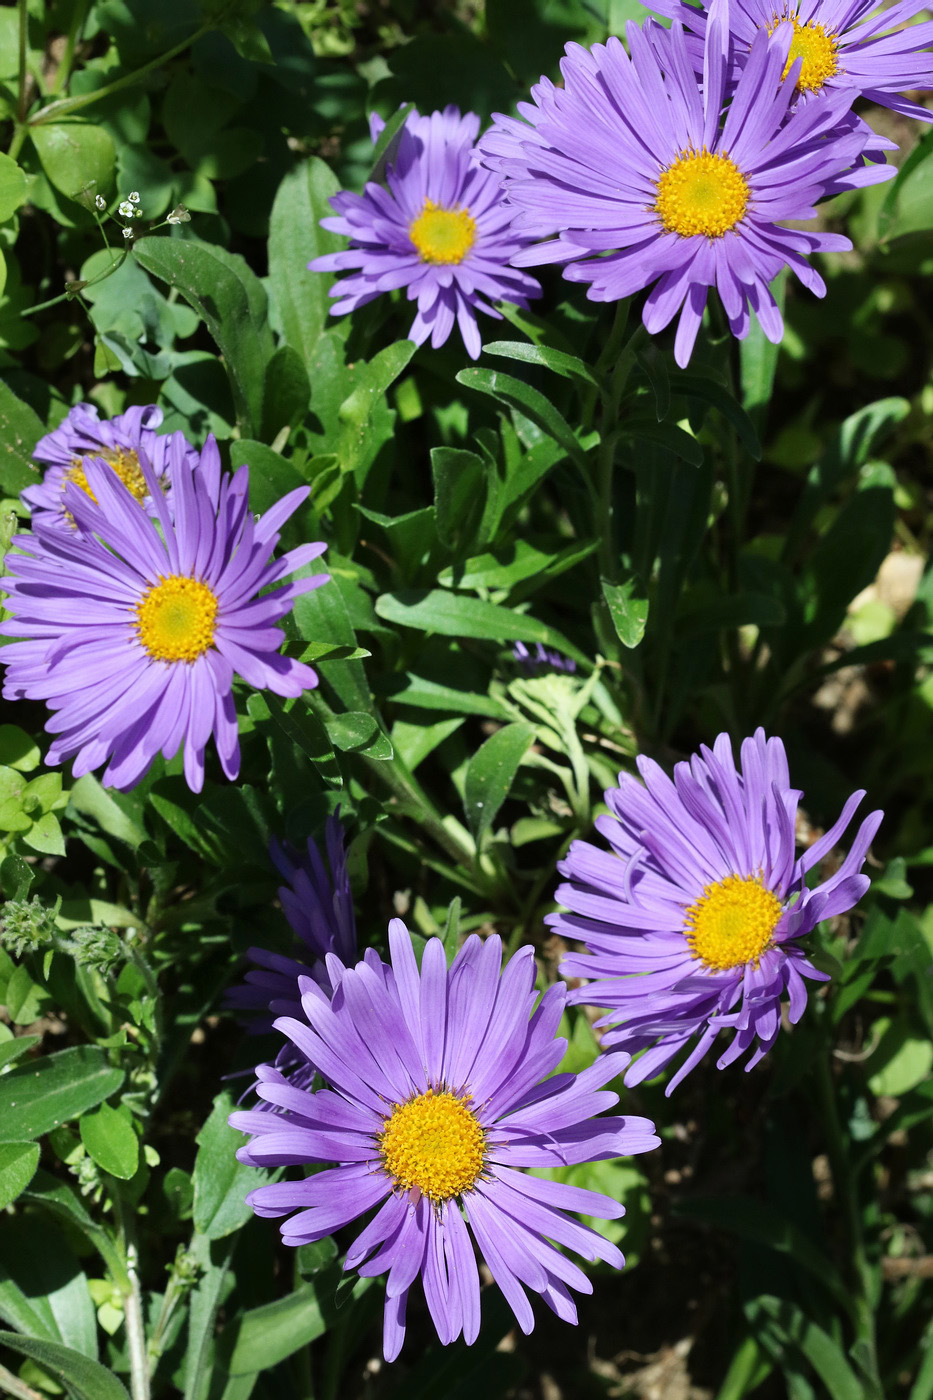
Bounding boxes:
[30,26,209,126]
[113,1189,151,1400]
[16,0,28,124]
[21,248,129,319]
[0,1362,44,1400]
[815,1046,882,1397]
[49,0,90,96]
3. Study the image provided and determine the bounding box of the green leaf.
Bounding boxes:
[261,343,310,442]
[0,1046,124,1142]
[250,693,342,787]
[0,725,40,772]
[193,1090,269,1241]
[457,366,590,469]
[23,810,66,857]
[866,1016,933,1097]
[269,157,345,368]
[483,339,601,387]
[745,1296,864,1400]
[67,775,146,850]
[671,371,761,459]
[0,1034,39,1073]
[431,446,486,550]
[440,539,596,592]
[602,575,649,649]
[0,153,27,222]
[324,711,393,760]
[295,1236,338,1278]
[133,236,275,438]
[31,121,115,204]
[226,1281,332,1376]
[675,1197,855,1320]
[678,591,786,635]
[0,1140,39,1210]
[464,722,537,844]
[0,378,43,495]
[0,1214,97,1357]
[79,1102,139,1180]
[368,104,415,181]
[738,269,787,429]
[625,415,704,466]
[23,1170,129,1290]
[0,1333,128,1400]
[878,122,933,241]
[375,589,587,664]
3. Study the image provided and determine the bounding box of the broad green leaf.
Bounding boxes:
[0,1215,97,1358]
[296,1236,338,1278]
[878,122,933,241]
[193,1090,268,1241]
[738,269,787,428]
[0,1035,39,1073]
[0,153,27,222]
[183,1234,236,1400]
[866,1016,933,1097]
[675,1197,854,1320]
[672,371,761,458]
[249,693,343,788]
[22,810,66,857]
[337,340,415,479]
[268,156,344,367]
[79,1102,139,1180]
[0,1333,127,1400]
[368,104,415,181]
[67,775,146,850]
[23,1171,128,1289]
[0,378,43,495]
[431,446,485,550]
[261,343,311,442]
[31,121,115,204]
[602,575,649,648]
[324,711,393,760]
[382,672,510,721]
[226,1280,332,1375]
[745,1296,864,1400]
[0,725,40,772]
[0,1046,124,1142]
[464,722,537,844]
[0,1140,39,1210]
[439,539,596,592]
[288,569,372,713]
[375,589,586,664]
[484,339,601,387]
[457,366,590,469]
[625,415,703,466]
[133,236,275,438]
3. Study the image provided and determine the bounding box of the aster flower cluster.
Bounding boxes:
[310,2,930,363]
[1,404,329,793]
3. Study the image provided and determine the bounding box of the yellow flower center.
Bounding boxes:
[684,874,782,971]
[409,200,477,265]
[64,448,148,508]
[380,1089,485,1202]
[771,16,839,92]
[135,576,218,664]
[655,149,749,239]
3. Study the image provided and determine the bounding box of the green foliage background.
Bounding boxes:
[0,1,930,1398]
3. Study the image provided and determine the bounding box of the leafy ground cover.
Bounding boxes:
[0,2,931,1398]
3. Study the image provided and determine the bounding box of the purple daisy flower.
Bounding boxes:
[230,921,660,1360]
[652,0,933,122]
[307,106,542,359]
[22,402,198,531]
[513,640,578,675]
[477,21,894,365]
[226,815,357,1032]
[0,436,329,793]
[550,729,882,1094]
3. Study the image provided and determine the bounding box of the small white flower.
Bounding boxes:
[118,200,134,218]
[166,205,191,225]
[128,191,140,204]
[122,227,134,239]
[94,195,106,210]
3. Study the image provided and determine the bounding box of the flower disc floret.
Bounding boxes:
[231,922,660,1360]
[135,576,219,664]
[65,447,148,507]
[24,403,198,533]
[685,875,782,970]
[655,149,749,238]
[381,1090,485,1201]
[307,105,541,359]
[648,0,933,124]
[0,436,329,793]
[409,200,477,264]
[551,729,882,1093]
[778,17,840,90]
[477,22,894,366]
